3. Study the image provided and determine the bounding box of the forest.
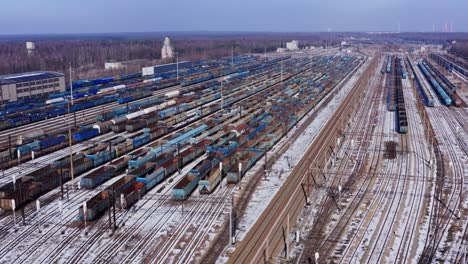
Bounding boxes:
[0,32,466,82]
[450,41,468,58]
[0,33,337,81]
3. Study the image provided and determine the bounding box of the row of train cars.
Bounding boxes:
[383,55,408,134]
[416,59,465,107]
[383,54,465,134]
[382,54,465,109]
[0,56,289,169]
[78,54,360,221]
[0,55,263,131]
[430,52,468,79]
[0,54,362,223]
[0,54,303,208]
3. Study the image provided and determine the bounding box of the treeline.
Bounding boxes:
[0,33,336,81]
[450,41,468,58]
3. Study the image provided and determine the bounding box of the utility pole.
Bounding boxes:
[108,141,113,163]
[69,63,74,105]
[176,52,179,81]
[60,164,64,200]
[8,134,12,159]
[231,45,234,67]
[83,202,88,235]
[281,51,283,85]
[221,68,224,109]
[108,196,112,231]
[238,162,242,188]
[36,200,41,233]
[68,114,74,181]
[12,200,17,232]
[112,188,116,231]
[229,196,232,245]
[177,143,181,173]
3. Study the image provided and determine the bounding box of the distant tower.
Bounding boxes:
[161,37,174,60]
[26,41,36,56]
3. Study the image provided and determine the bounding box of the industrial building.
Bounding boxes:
[286,40,299,50]
[142,61,192,76]
[104,59,149,70]
[26,41,36,56]
[0,71,65,103]
[161,37,174,60]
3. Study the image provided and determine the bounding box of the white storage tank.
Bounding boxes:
[165,91,180,98]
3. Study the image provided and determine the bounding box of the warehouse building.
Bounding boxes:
[104,59,149,70]
[0,71,65,104]
[286,40,299,50]
[142,61,192,76]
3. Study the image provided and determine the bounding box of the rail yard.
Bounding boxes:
[0,44,466,264]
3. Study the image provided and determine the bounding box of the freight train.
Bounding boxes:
[418,62,452,106]
[422,59,464,107]
[429,53,468,79]
[1,54,361,225]
[78,126,211,221]
[406,57,435,107]
[0,56,265,131]
[386,56,392,73]
[394,57,408,134]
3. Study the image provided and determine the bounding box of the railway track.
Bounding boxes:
[0,55,326,263]
[202,52,367,264]
[341,121,400,263]
[91,59,329,264]
[308,57,388,262]
[394,78,432,263]
[0,53,367,263]
[299,57,385,262]
[226,55,376,263]
[420,107,466,262]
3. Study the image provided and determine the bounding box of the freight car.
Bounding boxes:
[406,57,435,107]
[418,62,452,106]
[115,181,146,209]
[198,164,222,194]
[0,165,69,210]
[386,56,392,73]
[78,191,110,221]
[423,59,465,107]
[79,176,136,221]
[172,158,213,200]
[134,164,166,190]
[80,166,116,189]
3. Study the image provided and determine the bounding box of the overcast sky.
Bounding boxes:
[0,0,466,34]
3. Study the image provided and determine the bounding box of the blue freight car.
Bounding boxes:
[73,128,99,141]
[159,106,178,119]
[386,56,392,73]
[132,133,151,149]
[128,151,157,169]
[78,191,110,221]
[39,135,65,149]
[80,166,116,189]
[79,176,135,221]
[128,162,156,178]
[418,63,452,105]
[172,159,211,200]
[85,148,113,167]
[172,173,200,200]
[136,166,166,190]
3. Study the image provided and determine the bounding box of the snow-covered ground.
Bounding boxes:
[216,55,371,263]
[277,54,460,264]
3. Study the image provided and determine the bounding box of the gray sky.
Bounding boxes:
[0,0,466,34]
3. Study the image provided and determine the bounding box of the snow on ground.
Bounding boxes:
[216,56,371,263]
[426,106,468,262]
